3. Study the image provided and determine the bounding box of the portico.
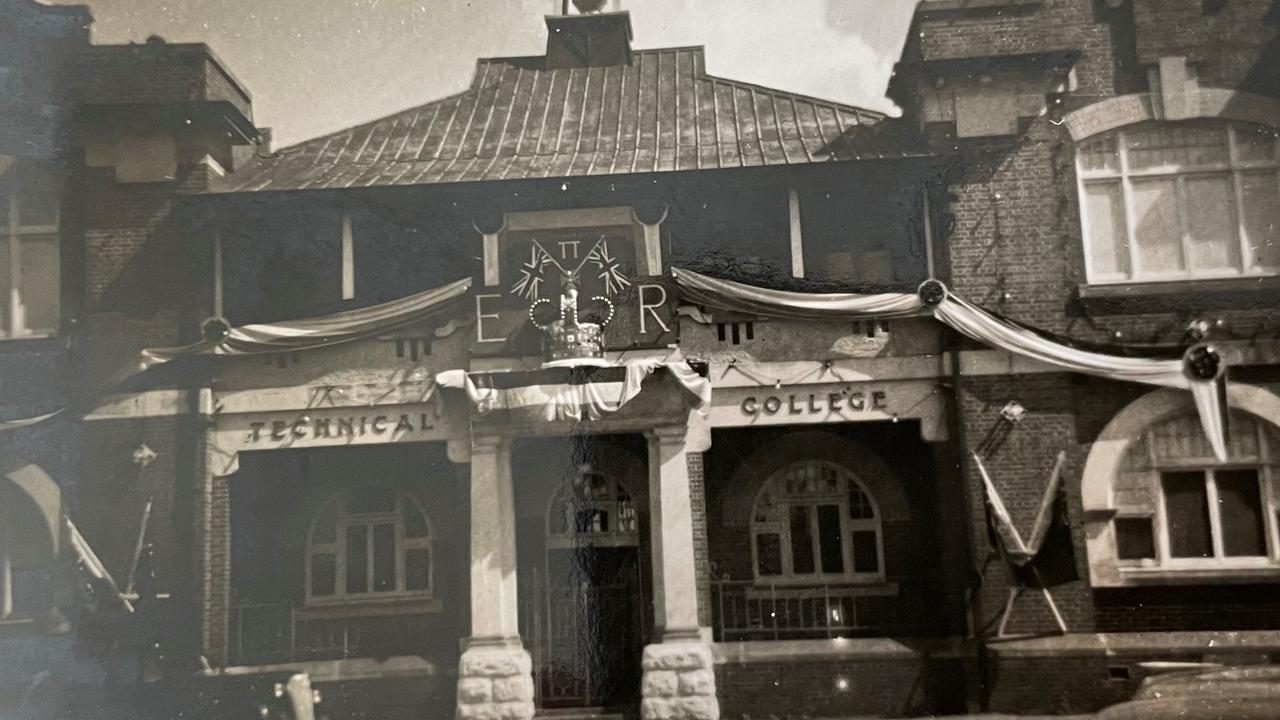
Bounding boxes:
[447,378,718,720]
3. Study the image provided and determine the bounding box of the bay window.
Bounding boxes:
[1,170,61,338]
[1077,121,1279,284]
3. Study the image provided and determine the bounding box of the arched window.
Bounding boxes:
[306,486,432,603]
[750,461,883,584]
[1076,120,1279,283]
[1111,412,1280,572]
[546,467,638,549]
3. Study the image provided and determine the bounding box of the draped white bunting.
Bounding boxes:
[132,277,472,375]
[670,267,925,319]
[671,268,1229,460]
[436,359,711,422]
[0,408,64,434]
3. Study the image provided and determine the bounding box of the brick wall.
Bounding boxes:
[703,424,959,639]
[1131,0,1279,95]
[202,470,231,665]
[915,0,1118,96]
[982,651,1121,714]
[958,373,1096,635]
[715,649,967,718]
[1096,586,1280,632]
[959,373,1280,638]
[72,44,252,119]
[687,452,712,628]
[943,117,1083,332]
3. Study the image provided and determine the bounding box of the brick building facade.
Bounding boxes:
[2,1,1279,718]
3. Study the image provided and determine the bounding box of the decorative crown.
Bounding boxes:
[529,279,615,368]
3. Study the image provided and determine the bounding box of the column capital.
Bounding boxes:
[646,425,688,446]
[450,434,505,463]
[472,434,505,450]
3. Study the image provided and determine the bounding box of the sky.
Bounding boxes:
[52,0,919,148]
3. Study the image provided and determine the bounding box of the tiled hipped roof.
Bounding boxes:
[214,47,929,193]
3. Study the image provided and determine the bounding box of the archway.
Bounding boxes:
[1,459,62,620]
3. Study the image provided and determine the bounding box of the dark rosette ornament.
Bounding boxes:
[1183,343,1225,382]
[201,316,232,344]
[917,279,949,307]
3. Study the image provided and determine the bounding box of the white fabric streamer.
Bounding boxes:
[671,267,925,319]
[135,277,472,373]
[437,360,711,422]
[672,267,1229,460]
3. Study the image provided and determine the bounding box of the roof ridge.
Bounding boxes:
[473,44,707,64]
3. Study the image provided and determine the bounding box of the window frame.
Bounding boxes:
[1113,415,1280,574]
[1,176,61,339]
[1076,121,1280,285]
[545,470,639,550]
[304,487,433,606]
[749,460,885,586]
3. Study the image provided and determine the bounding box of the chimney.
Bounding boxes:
[545,2,632,70]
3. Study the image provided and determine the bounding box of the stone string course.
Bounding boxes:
[640,642,720,720]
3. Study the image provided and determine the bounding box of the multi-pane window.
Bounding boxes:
[1,170,61,338]
[1077,121,1279,283]
[750,461,883,583]
[306,486,433,603]
[546,469,638,549]
[1111,412,1280,571]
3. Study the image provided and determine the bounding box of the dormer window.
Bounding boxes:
[1,169,61,338]
[1076,121,1279,284]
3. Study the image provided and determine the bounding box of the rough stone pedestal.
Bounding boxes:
[455,643,535,720]
[640,641,720,720]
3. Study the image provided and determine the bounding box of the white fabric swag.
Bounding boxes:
[436,359,712,422]
[672,268,1230,460]
[134,277,473,374]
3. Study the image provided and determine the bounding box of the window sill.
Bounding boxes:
[1117,565,1280,585]
[299,596,441,619]
[745,581,897,600]
[0,334,67,352]
[1076,276,1280,314]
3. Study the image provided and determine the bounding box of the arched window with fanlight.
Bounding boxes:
[306,486,433,603]
[1110,411,1280,574]
[750,461,884,584]
[1076,120,1279,284]
[546,467,639,549]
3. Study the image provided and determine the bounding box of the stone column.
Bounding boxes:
[455,436,534,720]
[642,427,719,720]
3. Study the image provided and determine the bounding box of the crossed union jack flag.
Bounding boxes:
[510,236,631,301]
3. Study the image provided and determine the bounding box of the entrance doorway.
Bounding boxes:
[518,437,649,711]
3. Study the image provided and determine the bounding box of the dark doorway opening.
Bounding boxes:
[514,435,650,713]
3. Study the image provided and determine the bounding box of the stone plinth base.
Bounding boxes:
[456,643,535,720]
[640,641,720,720]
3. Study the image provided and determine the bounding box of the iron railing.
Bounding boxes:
[229,602,433,666]
[711,579,915,641]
